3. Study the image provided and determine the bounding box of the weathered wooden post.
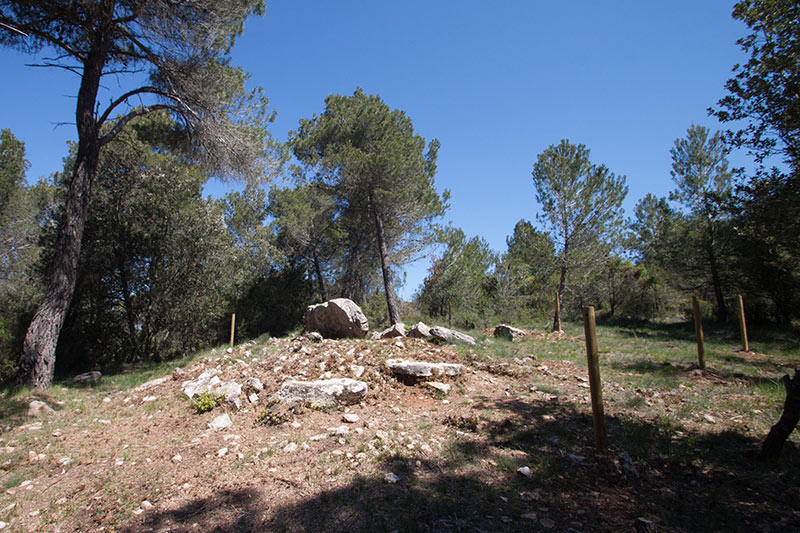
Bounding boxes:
[229,313,236,348]
[737,294,749,353]
[583,306,608,453]
[692,296,706,370]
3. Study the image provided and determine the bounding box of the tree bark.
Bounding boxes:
[706,220,727,324]
[312,252,327,302]
[760,371,800,460]
[17,47,106,388]
[369,193,401,325]
[553,262,566,332]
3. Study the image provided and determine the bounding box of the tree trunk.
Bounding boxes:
[760,371,800,460]
[553,262,566,332]
[116,250,139,358]
[312,252,327,301]
[17,48,105,388]
[369,193,401,325]
[706,224,727,323]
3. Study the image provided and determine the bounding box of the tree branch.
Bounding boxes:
[98,104,175,147]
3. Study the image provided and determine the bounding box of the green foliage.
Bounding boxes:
[417,227,496,328]
[191,392,225,414]
[531,139,628,324]
[0,130,56,382]
[290,88,449,322]
[492,219,557,319]
[57,113,240,371]
[712,0,800,170]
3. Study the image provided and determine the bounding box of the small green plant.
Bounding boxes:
[191,391,224,414]
[256,401,295,426]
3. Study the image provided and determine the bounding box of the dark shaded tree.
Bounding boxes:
[1,0,274,388]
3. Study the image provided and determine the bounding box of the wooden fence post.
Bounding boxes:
[692,296,706,370]
[583,306,608,453]
[737,294,749,353]
[230,313,236,348]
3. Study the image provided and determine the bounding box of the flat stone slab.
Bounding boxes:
[385,359,465,378]
[429,326,476,345]
[275,378,368,406]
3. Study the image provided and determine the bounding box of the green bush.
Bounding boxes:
[191,391,224,414]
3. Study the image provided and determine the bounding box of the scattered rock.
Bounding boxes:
[350,365,365,378]
[517,466,532,478]
[244,377,264,393]
[342,413,360,423]
[72,371,102,385]
[703,414,716,424]
[540,518,555,529]
[218,381,243,410]
[208,413,232,431]
[172,454,182,463]
[386,359,465,379]
[407,322,432,339]
[425,382,451,395]
[305,332,323,343]
[521,513,537,520]
[134,376,169,392]
[634,517,657,533]
[304,298,369,339]
[283,442,298,453]
[378,323,406,338]
[494,324,527,341]
[217,447,228,457]
[248,393,259,405]
[429,326,476,345]
[140,500,154,511]
[182,369,221,399]
[385,472,401,483]
[172,367,186,380]
[27,400,54,418]
[275,378,368,407]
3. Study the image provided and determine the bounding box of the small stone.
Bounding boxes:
[172,454,182,463]
[521,512,537,520]
[172,367,186,380]
[140,500,154,510]
[103,397,112,403]
[540,518,555,529]
[217,447,228,457]
[350,365,365,378]
[567,454,585,463]
[72,371,102,385]
[28,510,39,517]
[55,498,67,506]
[208,413,232,431]
[244,377,264,393]
[385,472,400,483]
[703,414,716,424]
[342,413,360,423]
[290,421,302,429]
[27,400,54,418]
[283,442,298,453]
[517,466,532,478]
[426,382,451,395]
[248,393,259,405]
[0,521,6,529]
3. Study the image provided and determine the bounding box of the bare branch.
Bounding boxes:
[97,86,171,127]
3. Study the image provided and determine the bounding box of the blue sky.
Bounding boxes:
[0,1,748,298]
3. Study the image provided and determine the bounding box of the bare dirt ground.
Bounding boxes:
[1,332,799,532]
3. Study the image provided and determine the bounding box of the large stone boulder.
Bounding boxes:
[304,298,369,339]
[494,324,527,342]
[385,359,465,378]
[275,378,368,406]
[378,323,406,339]
[429,326,476,345]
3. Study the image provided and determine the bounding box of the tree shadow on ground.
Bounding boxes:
[124,396,800,532]
[608,359,787,388]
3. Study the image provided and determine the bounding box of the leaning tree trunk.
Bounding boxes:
[17,49,105,389]
[312,252,328,302]
[760,370,800,460]
[369,193,401,325]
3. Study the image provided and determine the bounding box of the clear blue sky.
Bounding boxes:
[0,1,747,298]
